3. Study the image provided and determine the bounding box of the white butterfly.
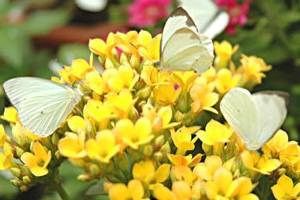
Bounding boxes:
[179,0,229,39]
[75,0,108,12]
[220,87,288,150]
[3,77,82,137]
[160,7,214,73]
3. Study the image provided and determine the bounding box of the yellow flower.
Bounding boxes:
[201,67,217,83]
[172,71,198,92]
[190,79,219,113]
[169,154,202,167]
[263,130,300,165]
[86,130,119,163]
[238,55,271,86]
[59,66,76,84]
[133,160,170,184]
[171,126,199,155]
[197,120,232,146]
[271,175,300,200]
[214,41,238,68]
[70,59,93,80]
[58,132,86,158]
[141,64,159,86]
[83,99,114,126]
[1,107,18,123]
[153,82,181,105]
[241,150,281,175]
[0,142,13,170]
[68,116,87,133]
[216,69,240,94]
[152,184,176,200]
[193,156,224,181]
[194,156,258,200]
[106,89,134,118]
[12,123,39,146]
[21,142,51,177]
[89,38,108,57]
[115,117,153,149]
[137,30,161,62]
[142,104,180,132]
[0,125,7,147]
[172,181,192,200]
[108,179,144,200]
[225,177,258,200]
[102,65,138,93]
[84,71,105,95]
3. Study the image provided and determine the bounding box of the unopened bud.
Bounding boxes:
[143,145,153,157]
[10,168,21,177]
[154,152,163,161]
[78,174,91,181]
[20,185,28,192]
[10,179,21,187]
[89,164,100,176]
[55,151,61,160]
[51,133,59,145]
[130,55,140,69]
[160,142,171,154]
[152,117,163,133]
[137,87,152,99]
[22,176,31,184]
[177,94,190,113]
[154,135,165,147]
[16,147,24,157]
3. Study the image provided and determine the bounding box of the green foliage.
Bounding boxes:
[22,9,70,36]
[225,0,300,66]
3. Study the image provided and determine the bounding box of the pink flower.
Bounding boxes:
[215,0,251,34]
[128,0,171,27]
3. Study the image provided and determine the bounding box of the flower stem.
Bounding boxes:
[54,180,70,200]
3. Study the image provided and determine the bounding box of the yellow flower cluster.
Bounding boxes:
[0,30,298,199]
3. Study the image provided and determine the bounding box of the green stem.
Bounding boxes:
[54,180,70,200]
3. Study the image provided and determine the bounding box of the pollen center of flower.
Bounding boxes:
[37,159,45,167]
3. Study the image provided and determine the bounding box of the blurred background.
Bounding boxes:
[0,0,299,199]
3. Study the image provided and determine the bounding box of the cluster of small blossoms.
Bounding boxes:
[0,30,299,199]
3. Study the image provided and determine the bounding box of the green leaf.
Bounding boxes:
[57,44,90,65]
[86,179,106,196]
[22,9,70,36]
[0,26,31,69]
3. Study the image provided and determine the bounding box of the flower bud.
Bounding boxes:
[154,152,163,161]
[89,164,100,176]
[10,168,21,177]
[20,185,28,192]
[137,87,152,100]
[16,147,24,158]
[10,179,21,187]
[152,117,163,133]
[51,133,60,145]
[160,142,171,154]
[78,174,91,181]
[143,145,153,157]
[22,176,31,185]
[154,135,165,148]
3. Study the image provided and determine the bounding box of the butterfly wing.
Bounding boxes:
[3,77,81,137]
[161,28,213,73]
[253,92,287,147]
[161,7,198,50]
[179,0,229,38]
[220,88,260,150]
